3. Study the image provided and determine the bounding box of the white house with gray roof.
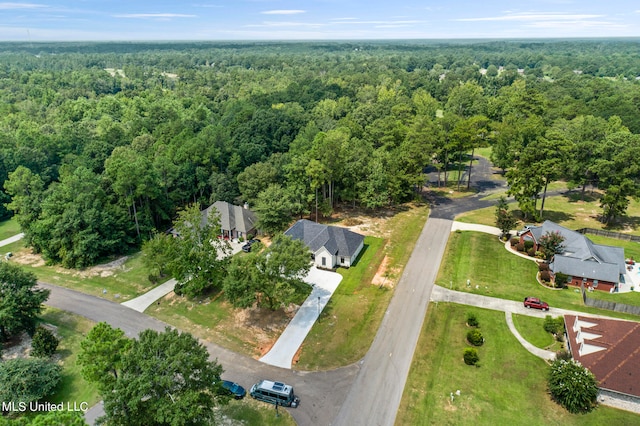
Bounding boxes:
[519,220,625,292]
[284,219,364,269]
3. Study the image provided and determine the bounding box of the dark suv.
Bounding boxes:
[241,239,261,253]
[523,297,549,311]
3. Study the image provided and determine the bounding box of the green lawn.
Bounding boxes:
[396,303,640,425]
[512,314,557,350]
[0,217,20,240]
[216,398,296,425]
[457,192,640,236]
[8,244,156,301]
[40,308,100,407]
[436,231,640,320]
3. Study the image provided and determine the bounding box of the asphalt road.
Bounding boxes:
[333,217,452,425]
[40,282,358,425]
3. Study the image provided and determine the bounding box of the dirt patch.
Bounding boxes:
[231,304,297,358]
[2,332,33,359]
[9,248,130,278]
[329,206,397,239]
[11,250,45,267]
[371,255,398,288]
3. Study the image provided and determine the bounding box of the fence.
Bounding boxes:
[581,284,640,316]
[575,228,640,243]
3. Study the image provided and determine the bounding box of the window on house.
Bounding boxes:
[321,257,326,266]
[340,257,345,264]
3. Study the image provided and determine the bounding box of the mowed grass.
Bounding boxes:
[396,303,640,425]
[457,191,640,235]
[216,398,296,425]
[40,308,100,407]
[512,314,556,350]
[297,203,430,370]
[0,217,20,240]
[436,231,640,320]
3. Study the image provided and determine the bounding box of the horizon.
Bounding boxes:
[1,1,639,42]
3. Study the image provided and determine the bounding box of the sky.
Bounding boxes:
[0,1,639,41]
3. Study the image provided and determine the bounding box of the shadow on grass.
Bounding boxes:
[563,190,600,203]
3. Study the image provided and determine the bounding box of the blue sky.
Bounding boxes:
[1,1,639,41]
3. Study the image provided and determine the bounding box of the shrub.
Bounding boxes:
[466,329,484,346]
[31,326,59,358]
[516,242,525,252]
[510,237,519,247]
[463,347,479,365]
[527,247,536,257]
[555,350,572,362]
[548,359,598,413]
[544,316,566,336]
[555,272,569,288]
[466,312,479,327]
[524,240,534,251]
[540,270,551,282]
[538,263,549,271]
[0,358,62,405]
[148,274,159,284]
[535,251,546,259]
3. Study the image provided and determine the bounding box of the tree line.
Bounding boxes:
[1,40,639,267]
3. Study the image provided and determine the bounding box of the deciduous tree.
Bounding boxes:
[548,359,598,413]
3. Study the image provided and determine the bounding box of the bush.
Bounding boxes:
[555,350,572,362]
[466,312,479,327]
[527,247,536,257]
[524,240,534,251]
[510,237,519,247]
[538,263,549,271]
[31,326,59,358]
[548,359,598,413]
[516,242,525,252]
[463,347,479,365]
[555,272,569,288]
[148,273,159,284]
[544,315,565,336]
[0,358,62,405]
[466,329,484,346]
[540,270,551,282]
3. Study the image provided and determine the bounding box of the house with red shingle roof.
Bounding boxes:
[564,314,640,399]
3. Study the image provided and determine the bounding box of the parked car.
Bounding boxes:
[221,380,246,399]
[241,239,261,253]
[523,297,549,311]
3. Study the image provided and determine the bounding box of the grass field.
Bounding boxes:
[396,303,640,425]
[512,314,560,350]
[40,308,100,407]
[216,398,296,425]
[436,231,640,320]
[457,191,640,236]
[7,242,156,301]
[0,217,20,241]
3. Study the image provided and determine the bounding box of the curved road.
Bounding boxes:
[42,156,510,425]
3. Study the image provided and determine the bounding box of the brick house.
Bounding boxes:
[519,221,625,292]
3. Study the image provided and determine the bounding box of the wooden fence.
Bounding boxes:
[575,228,640,243]
[581,284,640,316]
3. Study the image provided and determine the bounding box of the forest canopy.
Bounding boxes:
[1,40,639,266]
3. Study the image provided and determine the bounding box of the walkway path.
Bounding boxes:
[0,232,24,248]
[120,239,245,313]
[121,278,177,312]
[504,311,556,361]
[260,267,343,368]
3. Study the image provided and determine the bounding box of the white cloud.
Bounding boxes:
[0,2,47,9]
[456,12,603,22]
[261,10,305,15]
[113,13,196,19]
[246,21,324,28]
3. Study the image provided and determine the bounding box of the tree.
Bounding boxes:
[0,358,61,408]
[494,196,517,238]
[100,327,224,426]
[237,161,280,206]
[31,326,59,358]
[0,262,49,342]
[3,166,45,248]
[548,359,598,413]
[224,234,311,310]
[152,205,231,298]
[78,322,132,392]
[30,410,88,426]
[253,184,294,235]
[538,231,565,260]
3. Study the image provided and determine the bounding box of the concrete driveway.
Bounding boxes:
[260,266,343,369]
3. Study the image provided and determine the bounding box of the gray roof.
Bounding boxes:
[284,219,364,257]
[202,201,257,233]
[529,221,625,282]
